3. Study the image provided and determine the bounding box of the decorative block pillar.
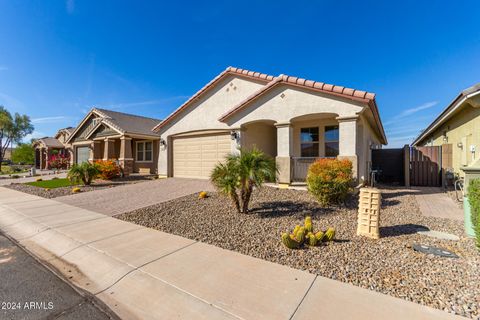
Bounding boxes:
[275,122,293,184]
[357,187,381,239]
[119,136,133,175]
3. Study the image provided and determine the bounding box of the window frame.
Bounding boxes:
[324,125,339,157]
[135,140,153,163]
[300,127,320,158]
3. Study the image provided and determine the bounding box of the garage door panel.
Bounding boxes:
[173,133,230,179]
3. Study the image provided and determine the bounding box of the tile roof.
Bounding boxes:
[219,74,376,121]
[93,108,161,136]
[152,67,274,132]
[151,66,385,144]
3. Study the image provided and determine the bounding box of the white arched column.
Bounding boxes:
[275,122,293,184]
[337,115,359,180]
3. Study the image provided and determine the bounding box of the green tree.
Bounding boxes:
[0,106,34,170]
[11,143,35,164]
[211,147,277,213]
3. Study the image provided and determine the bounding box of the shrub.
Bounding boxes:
[72,187,81,193]
[468,179,480,249]
[306,158,353,206]
[198,191,208,199]
[48,154,70,170]
[36,178,43,182]
[95,160,120,180]
[67,162,100,185]
[211,147,277,213]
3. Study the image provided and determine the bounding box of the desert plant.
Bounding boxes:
[48,153,70,170]
[210,147,277,213]
[468,179,480,249]
[306,158,353,206]
[198,191,208,199]
[72,187,81,193]
[67,162,100,186]
[95,160,120,180]
[281,216,335,249]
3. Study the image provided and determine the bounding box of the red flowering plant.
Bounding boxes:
[306,158,353,206]
[95,160,121,180]
[48,153,70,170]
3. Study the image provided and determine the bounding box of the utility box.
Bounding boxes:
[357,187,381,239]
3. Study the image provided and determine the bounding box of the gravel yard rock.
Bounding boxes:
[4,176,156,199]
[117,187,480,318]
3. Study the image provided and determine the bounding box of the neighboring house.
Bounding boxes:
[33,127,74,169]
[65,108,161,175]
[412,83,480,176]
[153,67,387,184]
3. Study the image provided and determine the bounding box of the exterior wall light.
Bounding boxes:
[230,131,239,141]
[457,142,463,149]
[160,138,167,148]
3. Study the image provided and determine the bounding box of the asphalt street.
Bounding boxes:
[0,233,118,320]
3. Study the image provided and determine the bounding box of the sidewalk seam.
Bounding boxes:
[288,274,317,320]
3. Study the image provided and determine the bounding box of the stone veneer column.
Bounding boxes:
[119,136,133,175]
[337,115,359,180]
[275,122,293,184]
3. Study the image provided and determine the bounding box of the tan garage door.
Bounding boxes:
[173,133,231,178]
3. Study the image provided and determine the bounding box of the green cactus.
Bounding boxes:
[295,227,306,244]
[281,233,301,249]
[293,225,301,237]
[307,232,317,246]
[324,227,335,242]
[304,216,313,233]
[315,231,324,242]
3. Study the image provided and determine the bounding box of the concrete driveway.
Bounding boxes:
[55,178,215,216]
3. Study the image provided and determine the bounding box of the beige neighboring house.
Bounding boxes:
[412,83,480,176]
[33,127,75,169]
[152,67,387,184]
[65,108,161,175]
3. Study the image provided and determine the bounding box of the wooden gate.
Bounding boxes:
[410,146,442,187]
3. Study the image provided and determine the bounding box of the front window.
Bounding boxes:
[136,141,153,162]
[324,125,339,157]
[300,127,319,157]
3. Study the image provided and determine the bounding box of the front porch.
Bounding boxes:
[239,113,360,184]
[74,136,159,175]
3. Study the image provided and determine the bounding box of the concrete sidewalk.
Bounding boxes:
[0,187,465,320]
[413,187,464,221]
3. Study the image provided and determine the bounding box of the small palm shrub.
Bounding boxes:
[211,147,277,213]
[67,162,100,186]
[95,160,120,180]
[306,158,353,206]
[468,179,480,249]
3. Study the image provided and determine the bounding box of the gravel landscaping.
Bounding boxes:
[118,186,479,318]
[4,175,157,199]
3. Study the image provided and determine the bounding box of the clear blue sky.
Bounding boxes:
[1,1,479,147]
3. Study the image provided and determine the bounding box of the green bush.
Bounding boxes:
[306,158,353,206]
[67,162,100,186]
[467,179,480,249]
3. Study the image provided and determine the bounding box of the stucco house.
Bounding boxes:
[65,108,161,175]
[153,67,387,184]
[33,127,75,169]
[412,83,480,176]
